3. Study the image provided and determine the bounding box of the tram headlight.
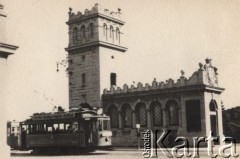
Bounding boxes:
[105,137,108,142]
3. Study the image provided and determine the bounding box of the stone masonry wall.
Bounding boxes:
[68,47,101,108]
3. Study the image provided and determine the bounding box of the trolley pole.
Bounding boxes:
[136,124,140,150]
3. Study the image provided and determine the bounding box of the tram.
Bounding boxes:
[7,106,112,153]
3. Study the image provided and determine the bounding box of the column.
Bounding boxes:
[132,111,136,128]
[163,108,168,128]
[147,109,151,129]
[118,111,122,129]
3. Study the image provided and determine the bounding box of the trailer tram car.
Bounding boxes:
[7,107,112,153]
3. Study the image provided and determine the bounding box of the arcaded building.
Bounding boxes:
[66,4,224,147]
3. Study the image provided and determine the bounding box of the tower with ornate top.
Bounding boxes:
[66,3,127,108]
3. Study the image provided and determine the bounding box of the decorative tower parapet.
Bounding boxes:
[68,3,122,22]
[66,3,127,52]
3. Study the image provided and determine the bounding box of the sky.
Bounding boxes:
[3,0,240,121]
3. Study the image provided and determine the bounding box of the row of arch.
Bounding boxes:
[106,100,179,129]
[103,23,120,44]
[72,23,94,44]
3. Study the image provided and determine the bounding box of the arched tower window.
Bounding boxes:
[82,73,86,88]
[166,100,179,126]
[81,25,86,39]
[150,101,162,127]
[72,27,78,44]
[89,23,94,38]
[136,103,147,127]
[107,105,119,128]
[116,27,120,44]
[103,24,107,40]
[110,26,114,42]
[121,104,132,128]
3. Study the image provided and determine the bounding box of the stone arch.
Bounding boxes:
[150,101,163,127]
[132,99,147,110]
[135,102,147,127]
[166,99,179,126]
[121,103,132,128]
[107,105,119,129]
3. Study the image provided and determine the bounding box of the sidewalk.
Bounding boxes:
[111,146,238,157]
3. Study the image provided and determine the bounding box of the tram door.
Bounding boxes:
[83,120,92,146]
[20,124,27,148]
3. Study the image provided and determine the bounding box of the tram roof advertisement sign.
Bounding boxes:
[32,112,75,120]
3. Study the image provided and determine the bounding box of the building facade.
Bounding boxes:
[0,2,18,154]
[67,4,224,147]
[102,61,224,146]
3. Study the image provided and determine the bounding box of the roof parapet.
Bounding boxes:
[103,58,220,95]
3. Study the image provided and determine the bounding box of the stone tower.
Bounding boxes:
[66,4,127,108]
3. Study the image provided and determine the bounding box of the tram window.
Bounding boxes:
[26,125,29,134]
[103,120,110,130]
[44,124,46,131]
[98,120,102,131]
[7,128,10,136]
[22,125,26,131]
[72,122,78,132]
[47,127,52,132]
[12,127,15,132]
[53,124,58,129]
[92,122,96,130]
[58,123,64,130]
[79,122,83,131]
[66,124,70,130]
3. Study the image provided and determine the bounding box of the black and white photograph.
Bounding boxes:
[1,0,240,158]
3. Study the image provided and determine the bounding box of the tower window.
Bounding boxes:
[110,73,116,86]
[82,73,86,88]
[81,25,86,39]
[89,23,94,38]
[110,26,114,42]
[73,27,78,44]
[103,24,107,40]
[116,28,120,44]
[82,55,85,61]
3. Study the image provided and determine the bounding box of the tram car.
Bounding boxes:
[7,106,112,153]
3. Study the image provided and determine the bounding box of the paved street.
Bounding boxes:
[8,146,240,159]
